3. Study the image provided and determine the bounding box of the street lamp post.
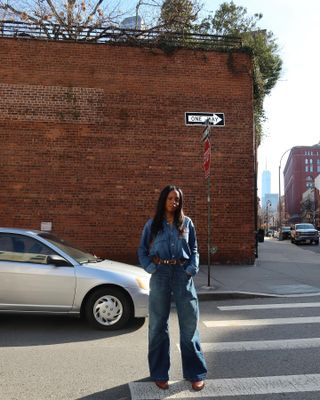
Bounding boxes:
[278,148,292,228]
[266,200,271,234]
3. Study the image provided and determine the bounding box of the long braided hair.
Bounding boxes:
[150,185,185,243]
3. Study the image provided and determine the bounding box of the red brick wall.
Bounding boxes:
[0,38,255,264]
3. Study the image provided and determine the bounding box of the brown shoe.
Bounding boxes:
[155,381,169,390]
[192,380,205,391]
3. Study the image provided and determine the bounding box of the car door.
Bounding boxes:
[0,233,76,311]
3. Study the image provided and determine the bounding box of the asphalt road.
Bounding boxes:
[2,237,320,399]
[289,239,320,254]
[2,294,320,399]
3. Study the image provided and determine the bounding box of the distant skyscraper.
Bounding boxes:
[261,169,271,207]
[120,16,146,30]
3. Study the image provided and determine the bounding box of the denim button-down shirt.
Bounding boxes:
[138,216,199,276]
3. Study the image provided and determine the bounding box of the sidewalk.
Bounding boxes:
[195,237,320,300]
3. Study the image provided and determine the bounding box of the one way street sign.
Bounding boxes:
[185,112,225,126]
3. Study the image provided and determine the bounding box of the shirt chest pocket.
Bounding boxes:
[150,232,168,254]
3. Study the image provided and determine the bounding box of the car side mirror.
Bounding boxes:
[47,254,71,266]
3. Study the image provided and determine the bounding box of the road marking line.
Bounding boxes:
[201,337,320,352]
[203,316,320,327]
[218,302,320,311]
[129,374,320,399]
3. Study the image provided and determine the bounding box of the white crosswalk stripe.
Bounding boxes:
[201,337,320,352]
[203,316,320,327]
[129,374,320,399]
[218,301,320,311]
[130,300,320,399]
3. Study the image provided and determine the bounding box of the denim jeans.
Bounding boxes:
[148,264,207,382]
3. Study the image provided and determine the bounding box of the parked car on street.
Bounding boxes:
[0,228,150,330]
[278,226,291,241]
[290,223,319,245]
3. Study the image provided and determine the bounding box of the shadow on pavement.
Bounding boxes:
[0,314,146,347]
[76,378,151,400]
[76,383,132,400]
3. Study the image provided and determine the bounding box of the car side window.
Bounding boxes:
[0,233,57,264]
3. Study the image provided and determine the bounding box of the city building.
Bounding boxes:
[283,144,320,223]
[120,16,146,30]
[261,169,271,208]
[0,28,255,265]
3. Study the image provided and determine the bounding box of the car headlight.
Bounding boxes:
[136,277,150,291]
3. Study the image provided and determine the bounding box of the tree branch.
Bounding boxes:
[45,0,66,26]
[0,3,39,24]
[83,0,104,26]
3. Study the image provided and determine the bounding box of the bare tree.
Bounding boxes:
[0,0,127,39]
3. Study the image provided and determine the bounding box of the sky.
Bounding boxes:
[200,0,320,197]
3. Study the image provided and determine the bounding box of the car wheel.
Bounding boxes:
[84,287,133,330]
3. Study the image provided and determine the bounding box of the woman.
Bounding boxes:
[138,185,207,391]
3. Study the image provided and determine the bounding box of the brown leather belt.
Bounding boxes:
[153,257,185,266]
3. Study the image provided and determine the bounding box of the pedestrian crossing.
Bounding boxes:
[204,315,320,327]
[129,374,320,399]
[129,299,320,399]
[217,301,320,311]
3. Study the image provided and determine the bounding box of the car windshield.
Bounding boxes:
[296,224,314,229]
[38,233,101,264]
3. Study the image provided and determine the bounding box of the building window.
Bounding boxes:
[317,166,320,172]
[310,159,313,164]
[305,166,309,172]
[305,159,308,164]
[310,166,313,172]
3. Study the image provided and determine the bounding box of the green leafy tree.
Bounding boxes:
[200,1,282,143]
[158,0,200,32]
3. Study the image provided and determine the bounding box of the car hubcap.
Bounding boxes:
[93,295,123,326]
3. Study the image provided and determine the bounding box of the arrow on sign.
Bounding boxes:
[210,114,223,125]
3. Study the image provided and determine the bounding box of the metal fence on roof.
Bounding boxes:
[0,20,242,50]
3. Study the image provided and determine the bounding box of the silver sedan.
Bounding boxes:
[0,228,150,330]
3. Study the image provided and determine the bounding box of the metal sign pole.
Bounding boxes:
[202,120,212,287]
[207,169,211,286]
[188,111,225,288]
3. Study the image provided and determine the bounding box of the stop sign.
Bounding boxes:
[203,138,211,178]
